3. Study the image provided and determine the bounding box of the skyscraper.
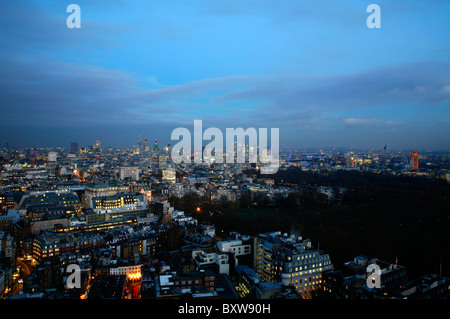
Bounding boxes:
[153,139,159,152]
[144,138,149,153]
[70,142,79,154]
[137,135,142,154]
[411,151,419,170]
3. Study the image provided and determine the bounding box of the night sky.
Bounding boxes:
[1,0,449,150]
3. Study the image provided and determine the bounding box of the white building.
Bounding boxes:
[48,152,57,162]
[217,239,251,259]
[120,166,139,181]
[192,249,230,275]
[109,264,142,278]
[172,210,197,226]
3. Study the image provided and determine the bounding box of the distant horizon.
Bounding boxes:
[3,140,449,154]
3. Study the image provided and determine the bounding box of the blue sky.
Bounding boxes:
[1,0,449,150]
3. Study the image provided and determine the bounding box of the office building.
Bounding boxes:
[18,189,81,211]
[83,182,129,208]
[254,231,333,298]
[91,192,148,211]
[162,168,176,183]
[158,155,169,170]
[411,151,419,170]
[70,142,79,154]
[86,192,149,224]
[120,167,139,181]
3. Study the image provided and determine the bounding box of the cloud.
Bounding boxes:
[0,0,133,58]
[342,117,400,128]
[0,57,177,128]
[2,57,448,145]
[433,84,450,102]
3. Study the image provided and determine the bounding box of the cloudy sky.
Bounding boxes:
[1,0,449,150]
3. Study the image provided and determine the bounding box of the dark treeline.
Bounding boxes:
[169,168,450,279]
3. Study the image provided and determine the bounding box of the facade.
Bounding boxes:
[18,190,81,211]
[91,192,148,211]
[27,205,76,221]
[232,265,261,298]
[131,184,152,202]
[162,168,176,183]
[32,231,106,262]
[411,151,419,170]
[30,218,70,235]
[158,155,169,170]
[255,231,334,297]
[192,248,230,275]
[97,263,142,281]
[323,255,409,299]
[217,239,252,266]
[396,274,450,299]
[0,231,16,265]
[86,209,147,224]
[0,210,20,233]
[344,255,408,292]
[83,182,129,208]
[156,270,216,298]
[120,167,140,181]
[87,193,150,223]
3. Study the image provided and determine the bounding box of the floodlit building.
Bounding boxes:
[410,151,419,170]
[18,189,81,211]
[162,168,176,183]
[254,231,334,297]
[83,182,129,208]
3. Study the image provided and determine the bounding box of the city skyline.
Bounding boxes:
[1,1,450,150]
[1,1,449,304]
[2,136,448,154]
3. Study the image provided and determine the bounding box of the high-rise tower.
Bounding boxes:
[137,135,142,153]
[144,138,149,153]
[71,142,79,154]
[410,151,419,170]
